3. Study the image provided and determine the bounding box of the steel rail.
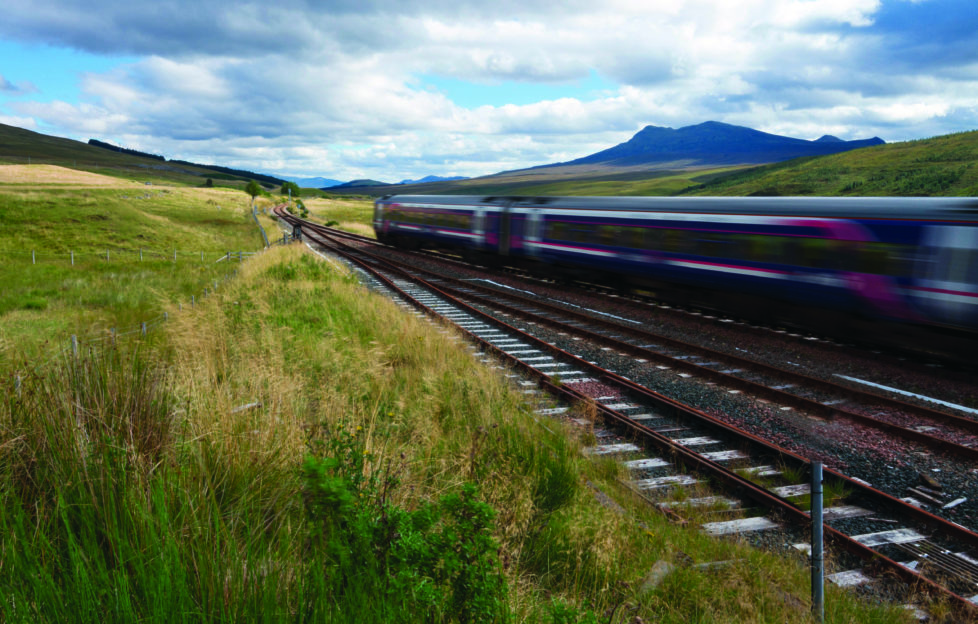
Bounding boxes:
[290,214,978,462]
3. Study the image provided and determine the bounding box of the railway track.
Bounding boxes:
[277,209,978,617]
[292,213,978,462]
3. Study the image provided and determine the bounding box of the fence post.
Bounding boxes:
[71,335,78,358]
[141,322,146,336]
[191,295,195,308]
[106,250,110,262]
[238,250,242,263]
[204,288,208,297]
[140,249,143,262]
[173,249,177,262]
[164,311,168,322]
[811,461,824,623]
[71,250,74,265]
[32,250,36,264]
[15,375,21,399]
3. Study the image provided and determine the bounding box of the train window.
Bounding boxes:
[599,225,617,247]
[547,221,567,240]
[967,250,978,283]
[662,229,681,253]
[860,243,889,274]
[629,227,645,250]
[698,233,726,258]
[774,237,798,266]
[800,238,827,268]
[644,228,662,251]
[568,226,587,244]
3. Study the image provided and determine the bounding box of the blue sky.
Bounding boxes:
[1,0,977,182]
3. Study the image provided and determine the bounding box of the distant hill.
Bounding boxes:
[323,178,390,189]
[0,123,283,188]
[552,121,884,169]
[684,128,978,197]
[285,176,344,188]
[398,175,469,185]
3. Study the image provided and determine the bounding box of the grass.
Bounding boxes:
[0,168,279,365]
[0,242,922,622]
[300,196,376,237]
[683,130,978,196]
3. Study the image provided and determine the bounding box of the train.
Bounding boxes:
[372,194,978,354]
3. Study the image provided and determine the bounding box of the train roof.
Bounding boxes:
[378,195,978,221]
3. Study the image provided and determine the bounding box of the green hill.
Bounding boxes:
[0,123,279,189]
[683,129,978,196]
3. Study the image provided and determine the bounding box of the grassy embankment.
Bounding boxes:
[0,165,277,366]
[1,165,919,621]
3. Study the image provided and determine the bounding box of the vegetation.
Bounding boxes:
[0,244,913,622]
[0,170,275,363]
[0,122,280,190]
[281,181,302,198]
[683,130,978,196]
[245,179,263,204]
[5,122,969,620]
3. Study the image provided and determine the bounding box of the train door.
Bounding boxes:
[473,207,486,249]
[499,203,512,256]
[912,225,978,327]
[525,209,543,258]
[372,200,385,233]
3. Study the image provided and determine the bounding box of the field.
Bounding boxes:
[0,164,916,622]
[0,165,277,365]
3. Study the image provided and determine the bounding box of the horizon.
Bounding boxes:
[2,1,976,182]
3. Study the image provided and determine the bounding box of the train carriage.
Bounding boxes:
[373,195,978,340]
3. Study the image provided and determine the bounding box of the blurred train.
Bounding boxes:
[373,195,978,353]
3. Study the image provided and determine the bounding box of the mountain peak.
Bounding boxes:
[560,121,884,168]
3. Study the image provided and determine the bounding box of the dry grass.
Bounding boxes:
[0,164,143,186]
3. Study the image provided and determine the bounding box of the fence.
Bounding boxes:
[5,235,303,392]
[0,248,261,265]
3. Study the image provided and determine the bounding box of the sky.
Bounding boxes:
[1,0,977,183]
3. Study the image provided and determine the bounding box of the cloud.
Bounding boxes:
[3,0,978,180]
[0,74,38,95]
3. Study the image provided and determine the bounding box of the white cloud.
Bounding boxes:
[2,0,976,180]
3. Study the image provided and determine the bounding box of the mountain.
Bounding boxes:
[323,178,390,189]
[398,175,469,185]
[552,121,884,169]
[284,176,344,188]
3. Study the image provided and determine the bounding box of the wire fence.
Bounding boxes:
[4,225,300,396]
[0,247,263,265]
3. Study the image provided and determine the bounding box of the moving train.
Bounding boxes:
[372,195,978,351]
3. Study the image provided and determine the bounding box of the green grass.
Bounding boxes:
[0,245,923,622]
[0,180,276,365]
[0,122,270,190]
[684,129,978,196]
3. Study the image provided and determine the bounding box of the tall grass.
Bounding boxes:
[0,245,919,622]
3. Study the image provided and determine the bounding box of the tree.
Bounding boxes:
[245,180,262,205]
[280,181,301,198]
[204,178,214,188]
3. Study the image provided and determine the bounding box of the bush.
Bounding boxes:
[303,425,509,622]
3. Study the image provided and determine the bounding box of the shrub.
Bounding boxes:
[302,425,509,622]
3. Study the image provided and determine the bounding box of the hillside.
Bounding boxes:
[685,129,978,196]
[0,122,281,189]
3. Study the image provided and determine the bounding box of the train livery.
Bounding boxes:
[373,195,978,344]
